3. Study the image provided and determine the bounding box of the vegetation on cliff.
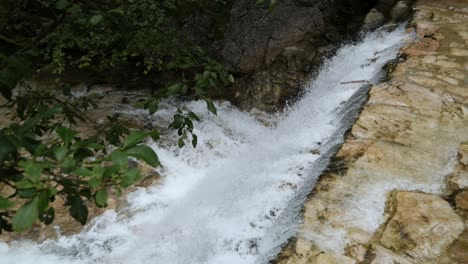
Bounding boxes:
[0,0,237,233]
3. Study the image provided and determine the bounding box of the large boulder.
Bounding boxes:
[222,0,373,73]
[379,191,464,261]
[221,0,376,110]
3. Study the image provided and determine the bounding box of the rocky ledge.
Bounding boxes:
[276,0,467,263]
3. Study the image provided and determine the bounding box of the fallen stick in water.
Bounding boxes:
[340,80,369,84]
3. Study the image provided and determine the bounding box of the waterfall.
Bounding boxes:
[0,26,410,264]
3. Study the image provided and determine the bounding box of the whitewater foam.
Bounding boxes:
[0,26,410,264]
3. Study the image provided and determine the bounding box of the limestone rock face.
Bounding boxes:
[380,192,464,260]
[449,230,468,264]
[448,143,468,191]
[455,191,468,212]
[315,253,355,264]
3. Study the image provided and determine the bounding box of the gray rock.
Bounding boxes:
[362,8,386,31]
[221,0,375,73]
[390,1,411,23]
[221,0,375,110]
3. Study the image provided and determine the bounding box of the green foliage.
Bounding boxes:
[0,0,236,233]
[12,197,39,232]
[0,86,161,232]
[169,109,203,148]
[0,0,234,99]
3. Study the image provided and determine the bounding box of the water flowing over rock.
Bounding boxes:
[276,0,468,263]
[222,0,410,111]
[1,0,466,263]
[0,21,409,264]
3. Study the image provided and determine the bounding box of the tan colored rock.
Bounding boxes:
[437,75,459,85]
[455,191,468,211]
[451,48,468,56]
[368,244,413,264]
[450,42,465,48]
[345,243,367,262]
[421,55,436,64]
[449,230,468,264]
[414,21,439,37]
[448,143,468,190]
[404,37,440,56]
[458,143,468,165]
[380,192,464,261]
[448,170,468,191]
[315,253,355,264]
[459,31,468,40]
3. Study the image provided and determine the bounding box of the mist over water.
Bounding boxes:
[0,26,409,264]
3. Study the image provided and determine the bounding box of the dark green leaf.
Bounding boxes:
[18,105,63,135]
[121,168,140,187]
[206,100,217,115]
[92,166,104,178]
[95,189,108,207]
[0,196,13,210]
[188,112,201,122]
[18,188,37,198]
[125,146,160,167]
[88,177,101,189]
[147,100,158,115]
[37,190,49,213]
[185,118,193,131]
[53,146,68,161]
[192,134,198,148]
[56,126,77,146]
[19,160,42,183]
[74,167,93,177]
[55,0,70,10]
[12,197,39,232]
[169,114,184,129]
[39,207,55,225]
[68,196,88,225]
[19,105,63,135]
[34,144,47,156]
[103,165,120,179]
[0,131,15,162]
[178,138,185,148]
[112,151,128,167]
[60,157,77,173]
[149,131,160,141]
[166,83,182,96]
[122,130,147,150]
[89,15,103,25]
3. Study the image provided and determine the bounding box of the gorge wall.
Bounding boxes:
[220,0,410,111]
[275,0,468,263]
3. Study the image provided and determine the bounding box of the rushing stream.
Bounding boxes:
[0,26,409,264]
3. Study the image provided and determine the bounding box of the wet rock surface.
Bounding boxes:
[276,0,468,263]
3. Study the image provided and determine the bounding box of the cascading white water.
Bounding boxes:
[0,26,410,264]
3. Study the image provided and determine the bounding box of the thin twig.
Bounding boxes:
[340,80,369,84]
